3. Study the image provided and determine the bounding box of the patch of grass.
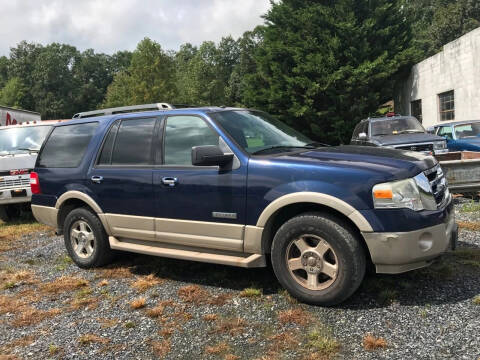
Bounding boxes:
[1,270,37,289]
[130,297,146,309]
[76,287,93,299]
[95,265,133,279]
[473,295,480,305]
[240,287,262,298]
[278,308,309,326]
[460,200,480,213]
[224,355,240,360]
[209,293,232,306]
[213,317,247,336]
[98,279,109,287]
[0,221,52,252]
[146,300,174,318]
[54,255,73,271]
[202,313,218,322]
[278,289,298,304]
[78,334,110,345]
[177,285,209,304]
[150,339,171,358]
[205,342,230,355]
[159,324,175,338]
[97,318,119,329]
[71,296,98,310]
[49,344,61,355]
[12,307,61,327]
[306,328,340,357]
[377,289,398,305]
[455,249,480,267]
[41,276,88,294]
[2,281,16,289]
[268,332,298,351]
[124,321,135,329]
[457,221,480,232]
[363,334,387,351]
[131,274,164,292]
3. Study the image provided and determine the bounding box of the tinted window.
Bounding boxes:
[98,121,119,165]
[164,116,219,165]
[437,126,453,140]
[111,118,156,165]
[38,122,98,168]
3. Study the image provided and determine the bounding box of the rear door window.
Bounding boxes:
[99,117,156,166]
[38,122,98,168]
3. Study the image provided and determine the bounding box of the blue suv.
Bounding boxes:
[30,104,457,305]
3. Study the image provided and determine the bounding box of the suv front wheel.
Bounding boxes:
[64,207,114,268]
[271,212,366,306]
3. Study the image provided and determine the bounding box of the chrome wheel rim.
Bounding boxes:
[285,234,338,291]
[70,220,95,259]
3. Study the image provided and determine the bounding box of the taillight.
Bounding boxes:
[30,172,41,194]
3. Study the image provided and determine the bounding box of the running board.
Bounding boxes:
[109,236,266,268]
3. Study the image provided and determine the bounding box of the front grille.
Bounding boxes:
[0,177,30,190]
[424,164,448,207]
[396,143,433,152]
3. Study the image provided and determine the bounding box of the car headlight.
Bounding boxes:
[372,173,437,211]
[433,141,446,150]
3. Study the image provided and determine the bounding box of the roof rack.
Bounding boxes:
[72,103,175,119]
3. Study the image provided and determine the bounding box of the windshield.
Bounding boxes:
[210,110,313,154]
[371,117,425,136]
[454,123,480,139]
[0,126,52,155]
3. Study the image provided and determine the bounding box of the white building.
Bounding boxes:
[394,27,480,128]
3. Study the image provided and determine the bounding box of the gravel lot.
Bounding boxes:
[1,200,479,360]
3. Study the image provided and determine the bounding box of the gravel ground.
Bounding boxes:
[1,200,480,360]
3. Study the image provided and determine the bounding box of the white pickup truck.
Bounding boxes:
[0,123,55,220]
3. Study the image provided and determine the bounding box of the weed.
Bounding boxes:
[159,325,175,338]
[124,321,135,329]
[178,285,209,304]
[76,287,93,299]
[473,295,480,305]
[49,344,60,355]
[54,255,72,270]
[363,334,387,350]
[457,221,480,231]
[278,289,298,304]
[2,281,16,289]
[224,355,240,360]
[130,297,146,309]
[455,249,480,267]
[12,307,61,327]
[203,313,218,322]
[307,328,340,357]
[278,308,309,326]
[151,339,171,357]
[209,293,232,306]
[240,287,262,298]
[205,342,230,354]
[131,274,164,292]
[268,332,298,351]
[460,200,480,213]
[377,289,398,305]
[214,317,246,336]
[78,334,110,345]
[41,276,88,294]
[98,279,109,287]
[146,300,174,318]
[0,221,52,252]
[95,265,133,279]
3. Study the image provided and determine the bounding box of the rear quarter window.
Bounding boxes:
[37,122,98,168]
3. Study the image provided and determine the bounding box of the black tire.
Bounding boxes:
[63,207,114,268]
[271,212,366,306]
[0,204,22,222]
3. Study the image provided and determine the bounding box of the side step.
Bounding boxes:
[109,236,266,268]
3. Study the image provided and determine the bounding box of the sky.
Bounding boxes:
[0,0,271,56]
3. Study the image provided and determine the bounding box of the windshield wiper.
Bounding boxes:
[252,146,312,155]
[17,148,40,153]
[396,130,424,134]
[305,142,330,147]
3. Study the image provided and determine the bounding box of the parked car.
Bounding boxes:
[0,122,57,220]
[30,104,457,305]
[433,120,480,151]
[351,114,448,155]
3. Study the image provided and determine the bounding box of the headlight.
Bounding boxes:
[433,141,446,150]
[372,173,437,211]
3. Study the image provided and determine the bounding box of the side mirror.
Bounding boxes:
[191,145,234,167]
[358,132,367,140]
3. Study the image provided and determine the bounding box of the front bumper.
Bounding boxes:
[0,186,32,205]
[362,206,457,274]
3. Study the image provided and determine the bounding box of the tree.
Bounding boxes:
[0,77,26,108]
[242,0,417,144]
[103,38,177,107]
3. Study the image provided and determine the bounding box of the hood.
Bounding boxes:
[373,132,444,146]
[0,153,37,172]
[277,145,436,180]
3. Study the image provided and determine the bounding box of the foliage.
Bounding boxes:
[242,0,417,143]
[0,77,26,108]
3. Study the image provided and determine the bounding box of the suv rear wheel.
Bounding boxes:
[64,207,114,268]
[271,212,366,306]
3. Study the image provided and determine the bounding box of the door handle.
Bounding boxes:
[161,177,178,187]
[91,176,103,184]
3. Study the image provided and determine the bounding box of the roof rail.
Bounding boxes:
[72,103,175,119]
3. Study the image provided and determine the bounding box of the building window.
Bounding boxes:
[439,90,454,121]
[411,99,422,123]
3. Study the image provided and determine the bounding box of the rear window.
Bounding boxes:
[38,122,98,168]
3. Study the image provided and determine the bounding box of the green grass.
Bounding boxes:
[455,249,480,267]
[2,281,16,289]
[473,295,480,305]
[240,287,262,298]
[460,200,480,213]
[124,321,135,329]
[307,328,340,356]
